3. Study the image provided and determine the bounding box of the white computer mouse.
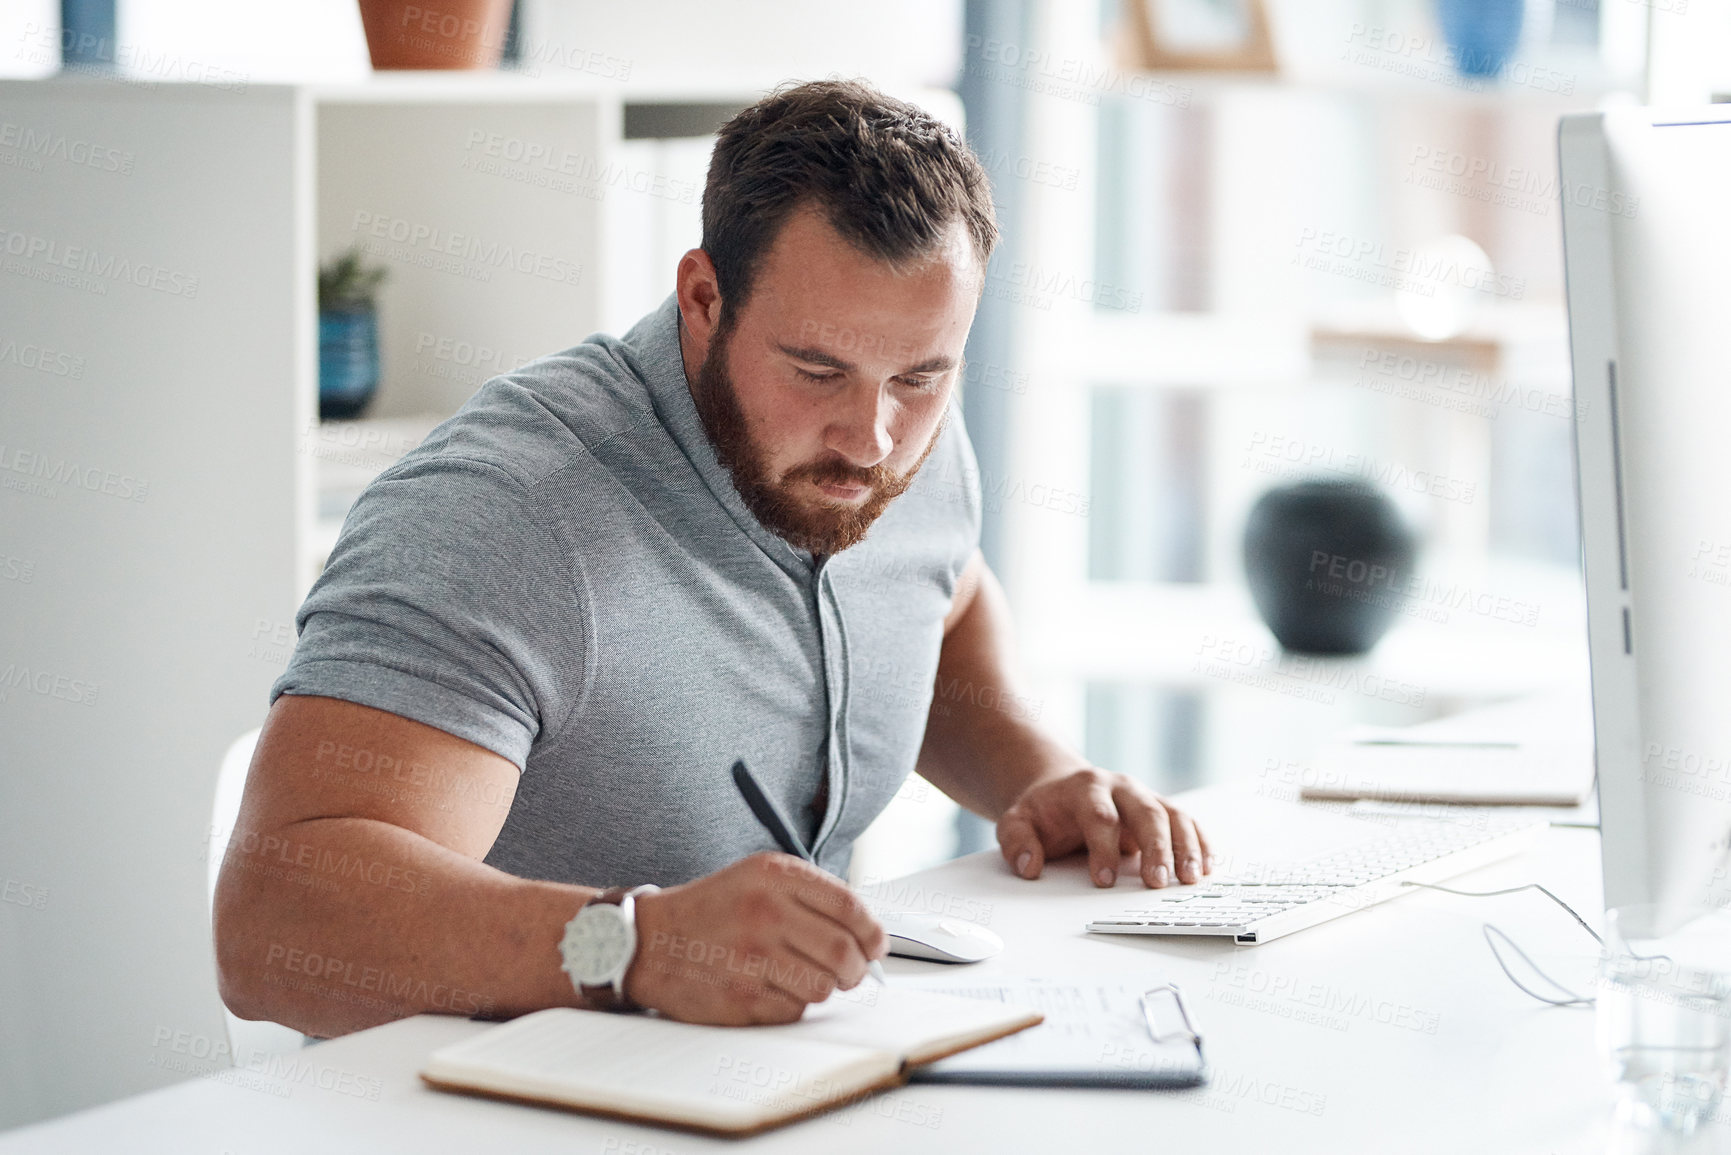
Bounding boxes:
[880,911,1004,964]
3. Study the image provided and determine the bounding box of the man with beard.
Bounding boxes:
[215,80,1211,1036]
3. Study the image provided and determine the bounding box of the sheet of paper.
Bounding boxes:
[897,975,1202,1081]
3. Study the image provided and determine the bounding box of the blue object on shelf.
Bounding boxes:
[319,308,380,420]
[1435,0,1525,79]
[60,0,116,69]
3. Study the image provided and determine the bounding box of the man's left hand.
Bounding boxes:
[996,768,1211,889]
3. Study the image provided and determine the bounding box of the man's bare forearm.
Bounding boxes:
[915,563,1083,820]
[214,815,596,1037]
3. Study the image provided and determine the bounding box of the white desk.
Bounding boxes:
[0,786,1636,1154]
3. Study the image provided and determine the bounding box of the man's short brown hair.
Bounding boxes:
[701,78,999,318]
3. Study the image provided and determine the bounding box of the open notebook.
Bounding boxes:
[1299,693,1597,808]
[1300,730,1594,807]
[420,987,1042,1137]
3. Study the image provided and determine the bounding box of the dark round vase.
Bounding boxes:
[1435,0,1525,79]
[1243,479,1418,655]
[319,306,380,421]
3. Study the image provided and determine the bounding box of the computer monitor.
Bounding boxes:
[1560,106,1731,916]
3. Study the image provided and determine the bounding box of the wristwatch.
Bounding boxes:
[558,884,659,1011]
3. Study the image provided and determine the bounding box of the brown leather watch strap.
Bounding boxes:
[579,886,638,1012]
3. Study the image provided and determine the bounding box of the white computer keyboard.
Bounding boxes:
[1086,815,1549,945]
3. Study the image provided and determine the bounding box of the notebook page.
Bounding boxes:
[757,985,1044,1064]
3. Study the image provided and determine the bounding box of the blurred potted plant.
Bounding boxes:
[357,0,516,70]
[318,246,388,421]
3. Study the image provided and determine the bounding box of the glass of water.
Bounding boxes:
[1598,904,1731,1135]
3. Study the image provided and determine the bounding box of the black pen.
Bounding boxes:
[731,759,888,986]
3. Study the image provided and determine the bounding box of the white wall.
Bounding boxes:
[0,0,60,78]
[0,81,307,1131]
[521,0,962,92]
[1643,0,1731,104]
[120,0,370,83]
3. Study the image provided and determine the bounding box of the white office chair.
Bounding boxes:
[208,727,310,1064]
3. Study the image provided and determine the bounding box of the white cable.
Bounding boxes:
[1399,880,1601,1008]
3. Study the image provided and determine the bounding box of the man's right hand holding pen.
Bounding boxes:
[627,853,889,1025]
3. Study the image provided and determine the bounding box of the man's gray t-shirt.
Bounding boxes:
[270,292,983,885]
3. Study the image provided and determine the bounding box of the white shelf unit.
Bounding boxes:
[0,71,739,1124]
[991,4,1602,790]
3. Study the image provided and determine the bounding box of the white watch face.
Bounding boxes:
[562,903,633,986]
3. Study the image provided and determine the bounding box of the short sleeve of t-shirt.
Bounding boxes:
[269,453,583,770]
[944,402,985,562]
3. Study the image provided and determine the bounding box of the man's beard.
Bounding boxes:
[690,320,947,558]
